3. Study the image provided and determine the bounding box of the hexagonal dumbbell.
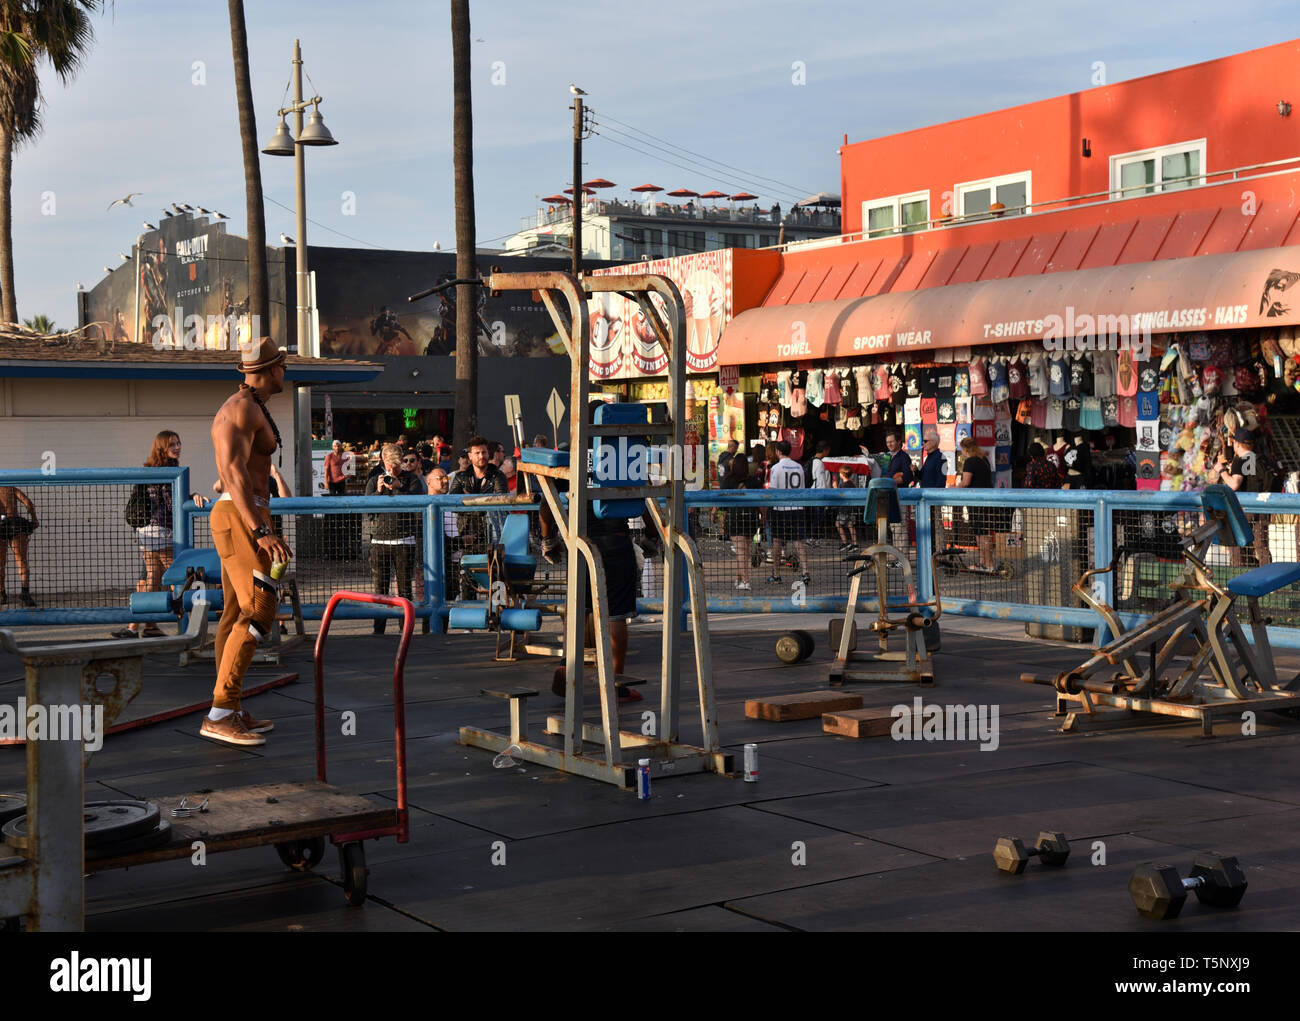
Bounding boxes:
[1129,854,1248,920]
[993,831,1071,874]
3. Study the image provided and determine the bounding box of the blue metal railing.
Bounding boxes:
[5,467,1300,650]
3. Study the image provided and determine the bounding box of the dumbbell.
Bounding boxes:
[1129,854,1247,920]
[993,831,1071,874]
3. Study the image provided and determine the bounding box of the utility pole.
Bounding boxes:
[451,0,477,450]
[571,95,583,279]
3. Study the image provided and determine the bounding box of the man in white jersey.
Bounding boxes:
[766,440,811,587]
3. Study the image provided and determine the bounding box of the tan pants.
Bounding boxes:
[210,501,277,710]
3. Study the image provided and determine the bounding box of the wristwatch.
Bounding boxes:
[252,523,273,540]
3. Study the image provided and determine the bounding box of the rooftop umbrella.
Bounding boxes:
[563,185,596,195]
[667,187,700,198]
[699,189,729,210]
[630,183,663,192]
[541,194,568,204]
[583,178,616,189]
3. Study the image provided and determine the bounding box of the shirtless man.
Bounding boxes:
[202,337,293,747]
[0,486,38,607]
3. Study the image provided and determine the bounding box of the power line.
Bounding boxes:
[592,125,805,207]
[263,195,388,249]
[595,111,817,199]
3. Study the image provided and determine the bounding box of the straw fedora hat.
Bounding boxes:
[237,336,286,373]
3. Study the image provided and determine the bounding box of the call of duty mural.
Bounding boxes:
[81,213,287,351]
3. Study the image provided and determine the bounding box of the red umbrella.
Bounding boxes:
[583,178,616,189]
[667,187,699,198]
[563,185,596,195]
[700,190,728,199]
[630,183,663,193]
[729,192,758,201]
[541,194,568,204]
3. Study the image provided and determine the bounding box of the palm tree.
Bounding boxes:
[22,312,54,333]
[226,0,267,338]
[450,0,477,449]
[0,1,99,327]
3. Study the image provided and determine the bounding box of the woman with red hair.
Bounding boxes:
[113,431,208,638]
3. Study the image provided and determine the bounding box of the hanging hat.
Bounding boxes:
[237,336,286,373]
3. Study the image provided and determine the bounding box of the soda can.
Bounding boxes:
[270,559,288,582]
[743,743,758,782]
[636,758,652,800]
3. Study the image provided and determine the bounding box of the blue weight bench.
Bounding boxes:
[447,514,547,661]
[128,547,304,667]
[1027,484,1300,735]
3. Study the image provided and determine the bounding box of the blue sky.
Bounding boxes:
[17,0,1300,329]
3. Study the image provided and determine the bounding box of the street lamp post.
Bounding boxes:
[262,38,337,500]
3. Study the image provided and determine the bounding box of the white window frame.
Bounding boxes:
[1110,139,1207,198]
[861,190,929,237]
[954,172,1032,218]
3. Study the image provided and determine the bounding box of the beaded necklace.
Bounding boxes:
[240,383,281,449]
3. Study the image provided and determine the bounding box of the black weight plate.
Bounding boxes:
[86,818,172,861]
[0,794,25,826]
[1,800,161,851]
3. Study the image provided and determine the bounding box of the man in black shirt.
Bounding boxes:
[364,443,424,633]
[448,435,508,565]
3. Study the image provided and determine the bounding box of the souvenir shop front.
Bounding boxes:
[717,247,1300,490]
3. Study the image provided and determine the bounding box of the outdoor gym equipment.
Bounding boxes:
[1129,854,1248,920]
[829,478,942,687]
[458,269,729,789]
[1022,484,1300,736]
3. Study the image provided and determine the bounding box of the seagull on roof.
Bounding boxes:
[195,206,213,215]
[77,283,83,291]
[179,203,193,212]
[107,192,142,211]
[280,233,295,245]
[171,203,185,214]
[213,211,228,220]
[142,221,157,231]
[569,83,587,95]
[119,252,129,261]
[162,209,174,218]
[103,266,113,273]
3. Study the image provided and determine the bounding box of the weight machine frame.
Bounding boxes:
[458,270,730,788]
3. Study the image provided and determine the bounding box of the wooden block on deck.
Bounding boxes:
[822,706,896,738]
[746,690,863,722]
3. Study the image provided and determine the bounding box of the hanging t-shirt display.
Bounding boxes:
[1118,395,1138,428]
[1069,354,1093,395]
[777,370,792,407]
[1046,396,1064,430]
[938,423,957,451]
[1063,394,1082,431]
[1081,396,1104,431]
[839,369,857,407]
[806,369,824,407]
[1101,395,1119,427]
[920,396,938,426]
[874,365,891,402]
[1030,397,1048,430]
[1116,350,1138,396]
[987,357,1009,403]
[938,395,956,424]
[974,420,996,448]
[1048,354,1070,397]
[1138,365,1160,393]
[790,387,808,417]
[955,395,972,424]
[853,365,873,400]
[1092,350,1115,398]
[1007,355,1028,399]
[920,366,940,399]
[953,366,970,398]
[823,369,842,405]
[1015,398,1034,425]
[1027,353,1048,398]
[889,364,906,399]
[969,356,990,397]
[904,368,921,399]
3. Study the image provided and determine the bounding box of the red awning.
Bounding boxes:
[718,246,1300,364]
